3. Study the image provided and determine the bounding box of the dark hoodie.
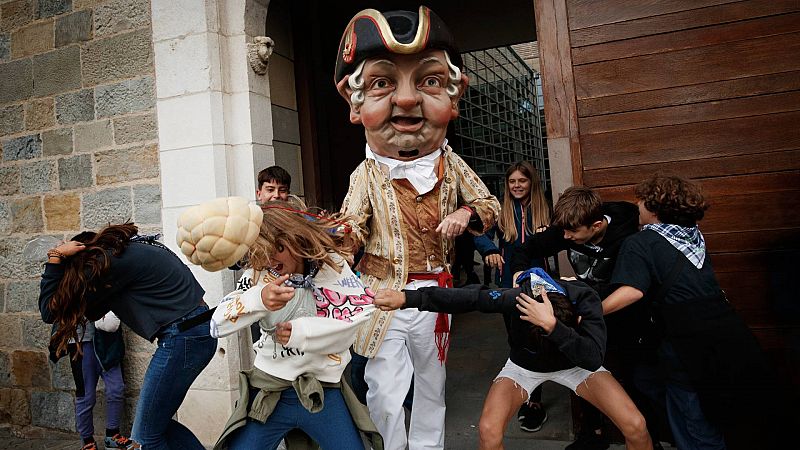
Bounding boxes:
[403,281,606,373]
[510,201,639,298]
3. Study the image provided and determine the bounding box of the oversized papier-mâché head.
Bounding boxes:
[335,6,468,161]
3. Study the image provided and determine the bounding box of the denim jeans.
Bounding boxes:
[661,342,726,450]
[227,388,363,450]
[131,304,217,450]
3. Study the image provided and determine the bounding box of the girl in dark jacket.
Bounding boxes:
[39,223,216,450]
[375,269,653,450]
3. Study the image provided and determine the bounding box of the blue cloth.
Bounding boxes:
[227,388,363,450]
[474,198,545,288]
[74,340,124,439]
[131,304,217,450]
[514,267,566,296]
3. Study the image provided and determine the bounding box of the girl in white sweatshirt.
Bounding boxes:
[210,203,379,450]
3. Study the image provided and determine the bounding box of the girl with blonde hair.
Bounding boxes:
[474,161,551,432]
[211,202,381,450]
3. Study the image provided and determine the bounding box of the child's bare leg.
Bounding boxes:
[478,378,529,450]
[576,371,652,450]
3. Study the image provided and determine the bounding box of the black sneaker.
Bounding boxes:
[565,432,610,450]
[518,402,548,432]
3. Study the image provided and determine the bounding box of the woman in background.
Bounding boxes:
[474,161,551,432]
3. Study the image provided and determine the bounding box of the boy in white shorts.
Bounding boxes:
[375,268,653,450]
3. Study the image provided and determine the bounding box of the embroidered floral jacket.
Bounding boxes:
[341,146,500,357]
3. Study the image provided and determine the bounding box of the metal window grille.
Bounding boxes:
[453,46,549,199]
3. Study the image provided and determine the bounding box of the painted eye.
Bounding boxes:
[423,77,441,87]
[373,79,389,89]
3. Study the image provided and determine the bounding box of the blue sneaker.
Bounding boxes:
[104,434,135,449]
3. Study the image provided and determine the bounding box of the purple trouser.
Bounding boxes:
[70,341,124,439]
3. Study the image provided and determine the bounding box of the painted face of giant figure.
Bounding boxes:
[335,7,468,161]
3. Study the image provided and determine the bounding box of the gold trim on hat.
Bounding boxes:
[343,6,431,56]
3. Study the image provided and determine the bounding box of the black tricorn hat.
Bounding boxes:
[334,6,463,84]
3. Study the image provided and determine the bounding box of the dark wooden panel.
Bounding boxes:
[581,111,800,169]
[571,0,800,47]
[710,251,772,273]
[535,0,580,140]
[705,228,800,253]
[716,271,798,319]
[702,190,800,233]
[592,172,800,204]
[579,90,800,135]
[572,1,800,48]
[577,71,800,117]
[573,12,800,65]
[574,32,800,100]
[583,150,800,187]
[566,0,739,30]
[595,189,800,234]
[594,171,800,197]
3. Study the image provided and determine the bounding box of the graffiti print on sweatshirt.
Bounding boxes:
[314,287,376,322]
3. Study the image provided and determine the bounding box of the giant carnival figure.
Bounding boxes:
[335,6,500,450]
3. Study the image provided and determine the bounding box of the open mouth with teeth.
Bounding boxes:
[271,263,284,274]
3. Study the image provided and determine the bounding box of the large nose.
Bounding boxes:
[393,79,420,110]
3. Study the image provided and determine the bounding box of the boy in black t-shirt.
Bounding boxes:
[606,175,787,450]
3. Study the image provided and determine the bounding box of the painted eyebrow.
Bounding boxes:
[367,59,397,71]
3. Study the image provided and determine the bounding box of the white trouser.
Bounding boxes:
[365,280,447,450]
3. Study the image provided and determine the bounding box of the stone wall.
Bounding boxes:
[0,0,160,437]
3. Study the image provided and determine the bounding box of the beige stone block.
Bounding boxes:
[122,324,157,354]
[112,112,157,145]
[95,143,159,184]
[121,352,151,392]
[44,193,80,231]
[11,19,54,59]
[177,388,237,447]
[0,314,23,348]
[0,388,31,426]
[268,53,296,110]
[24,97,55,130]
[74,119,112,152]
[10,196,43,233]
[74,0,106,8]
[10,350,50,388]
[1,0,35,31]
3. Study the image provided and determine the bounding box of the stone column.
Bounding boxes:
[150,0,271,444]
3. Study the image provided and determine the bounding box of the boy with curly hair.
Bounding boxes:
[604,175,784,449]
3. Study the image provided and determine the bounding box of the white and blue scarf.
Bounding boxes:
[643,223,706,269]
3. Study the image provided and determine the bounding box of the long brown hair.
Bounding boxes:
[49,223,138,357]
[247,202,353,272]
[499,161,550,242]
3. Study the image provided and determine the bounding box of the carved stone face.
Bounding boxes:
[345,50,464,161]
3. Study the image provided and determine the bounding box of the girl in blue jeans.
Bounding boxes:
[209,202,381,450]
[39,223,217,450]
